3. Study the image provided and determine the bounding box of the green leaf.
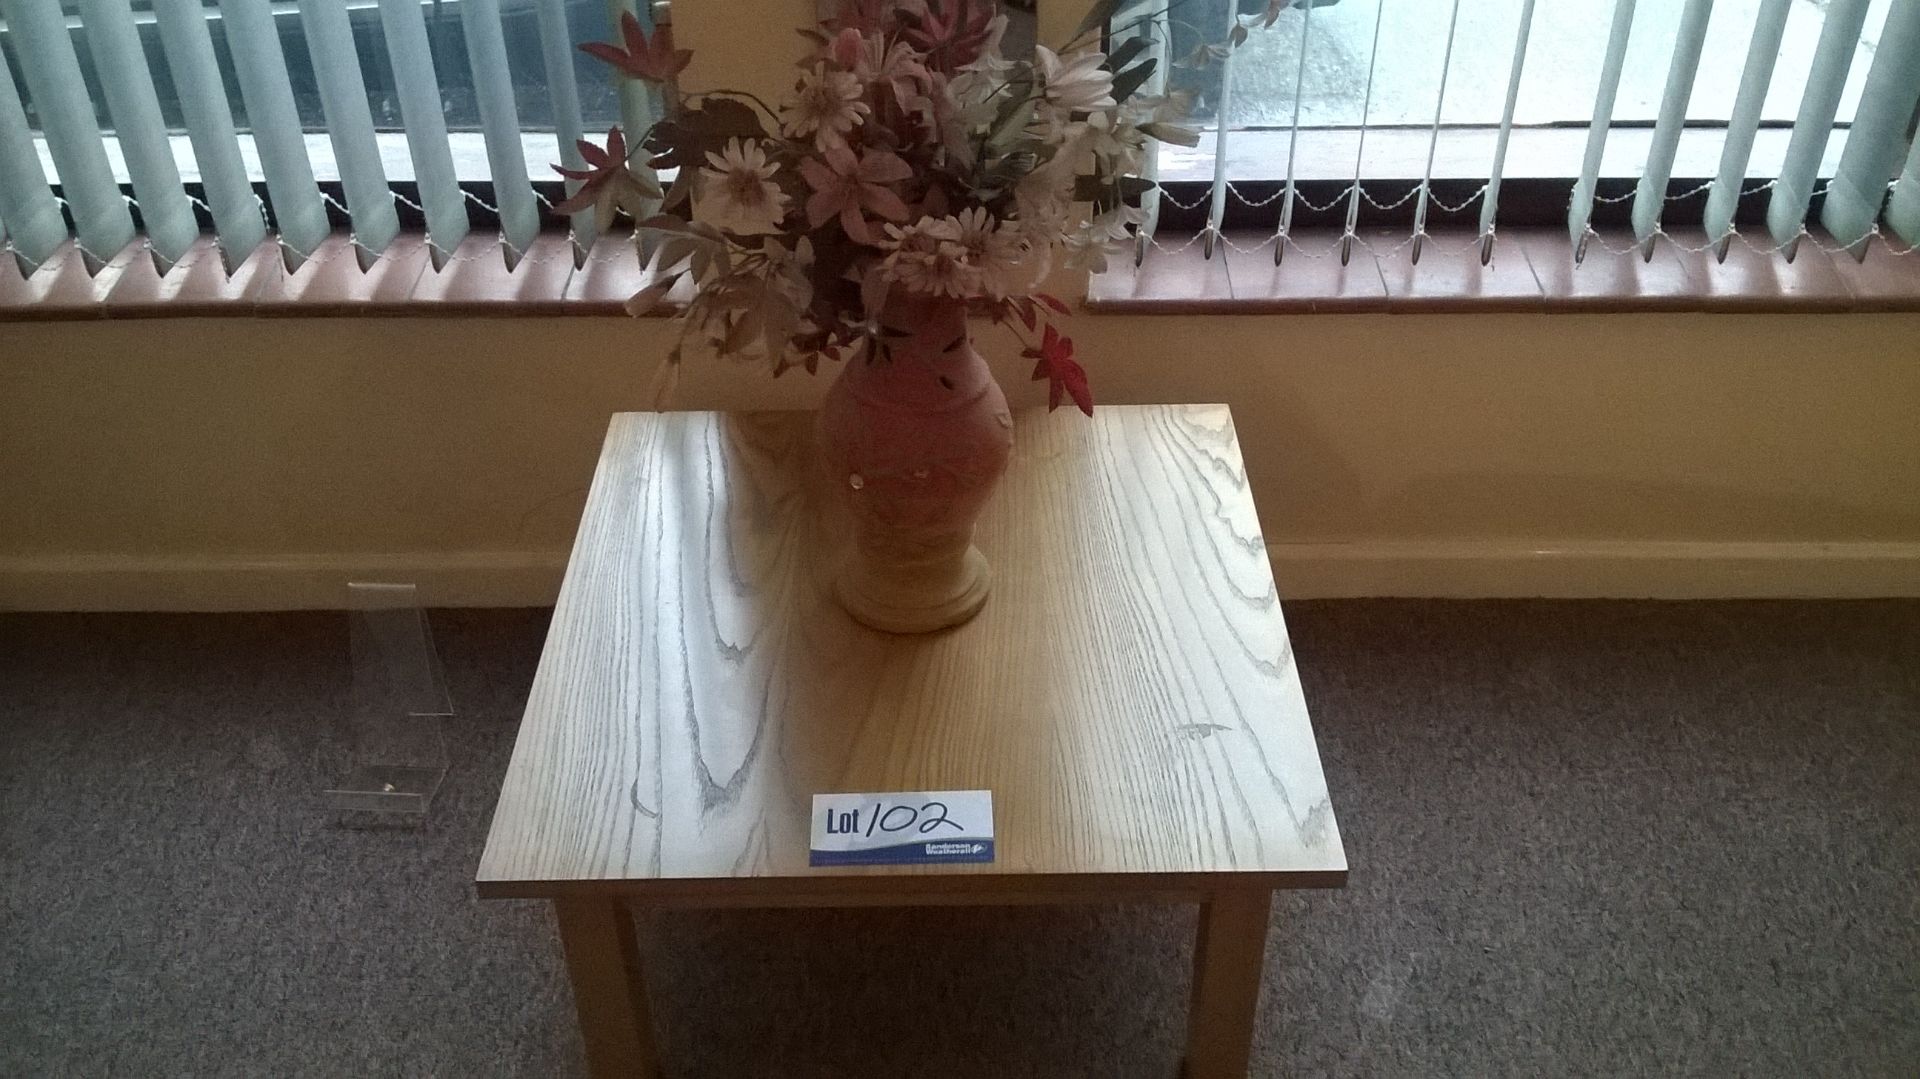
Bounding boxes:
[1103,36,1148,73]
[693,96,767,140]
[1110,59,1158,105]
[623,278,675,318]
[1139,121,1201,148]
[723,305,762,355]
[987,97,1037,152]
[1074,173,1155,203]
[642,97,766,171]
[657,169,694,214]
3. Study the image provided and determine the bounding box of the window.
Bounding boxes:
[1179,0,1889,132]
[1124,0,1920,256]
[0,0,666,272]
[0,1,629,181]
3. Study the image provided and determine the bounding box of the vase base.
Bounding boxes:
[833,546,993,634]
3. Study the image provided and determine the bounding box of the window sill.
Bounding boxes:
[1087,228,1920,316]
[7,227,1919,322]
[0,232,662,322]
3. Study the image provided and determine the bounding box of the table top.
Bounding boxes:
[476,404,1345,903]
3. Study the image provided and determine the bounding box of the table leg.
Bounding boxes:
[554,897,660,1079]
[1183,888,1274,1079]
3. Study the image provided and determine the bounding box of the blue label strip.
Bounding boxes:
[810,838,995,867]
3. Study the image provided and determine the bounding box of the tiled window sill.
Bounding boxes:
[6,227,1919,322]
[1088,228,1920,315]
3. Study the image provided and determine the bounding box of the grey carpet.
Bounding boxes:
[2,601,1915,1078]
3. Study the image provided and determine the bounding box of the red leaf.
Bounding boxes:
[1015,297,1037,331]
[1025,324,1093,417]
[550,127,635,217]
[1036,292,1071,316]
[580,12,692,84]
[620,9,649,55]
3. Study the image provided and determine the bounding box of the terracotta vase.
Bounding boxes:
[816,293,1014,634]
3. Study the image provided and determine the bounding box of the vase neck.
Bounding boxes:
[841,295,989,412]
[878,293,969,356]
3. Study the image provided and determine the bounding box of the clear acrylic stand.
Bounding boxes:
[324,582,453,815]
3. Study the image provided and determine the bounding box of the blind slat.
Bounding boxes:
[301,2,399,262]
[1203,0,1235,259]
[1764,0,1871,256]
[1629,0,1715,254]
[1884,134,1920,247]
[1479,0,1538,262]
[1704,0,1792,255]
[535,0,597,255]
[375,0,469,268]
[1270,0,1313,263]
[461,0,541,268]
[76,0,197,270]
[1818,2,1920,257]
[1133,6,1169,265]
[152,1,264,272]
[1568,0,1638,251]
[218,0,329,267]
[0,0,134,269]
[0,39,68,269]
[1410,0,1464,262]
[1340,0,1387,265]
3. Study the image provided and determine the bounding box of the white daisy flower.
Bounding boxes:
[949,207,1023,297]
[1062,204,1143,275]
[1013,154,1076,239]
[781,67,870,152]
[1035,46,1115,112]
[694,139,790,236]
[879,216,979,298]
[1081,110,1147,173]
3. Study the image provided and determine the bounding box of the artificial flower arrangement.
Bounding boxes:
[557,0,1230,633]
[559,0,1201,417]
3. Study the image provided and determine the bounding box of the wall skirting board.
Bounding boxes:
[0,552,570,612]
[1263,541,1920,600]
[3,541,1916,611]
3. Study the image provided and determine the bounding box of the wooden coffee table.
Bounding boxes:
[477,404,1347,1078]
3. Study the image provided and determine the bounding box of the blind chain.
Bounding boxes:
[13,177,1915,285]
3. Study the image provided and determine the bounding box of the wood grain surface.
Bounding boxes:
[477,405,1346,901]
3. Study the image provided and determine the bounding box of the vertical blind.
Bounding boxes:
[3,1,1919,282]
[1127,0,1920,267]
[0,0,656,277]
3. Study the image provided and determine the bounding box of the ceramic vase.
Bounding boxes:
[816,294,1014,634]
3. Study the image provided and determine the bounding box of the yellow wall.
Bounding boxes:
[2,3,1918,608]
[670,0,814,103]
[2,311,1917,608]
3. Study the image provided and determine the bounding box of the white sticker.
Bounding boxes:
[809,790,995,866]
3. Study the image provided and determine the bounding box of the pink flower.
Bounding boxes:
[829,28,866,69]
[899,0,1004,73]
[781,67,869,152]
[799,147,913,244]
